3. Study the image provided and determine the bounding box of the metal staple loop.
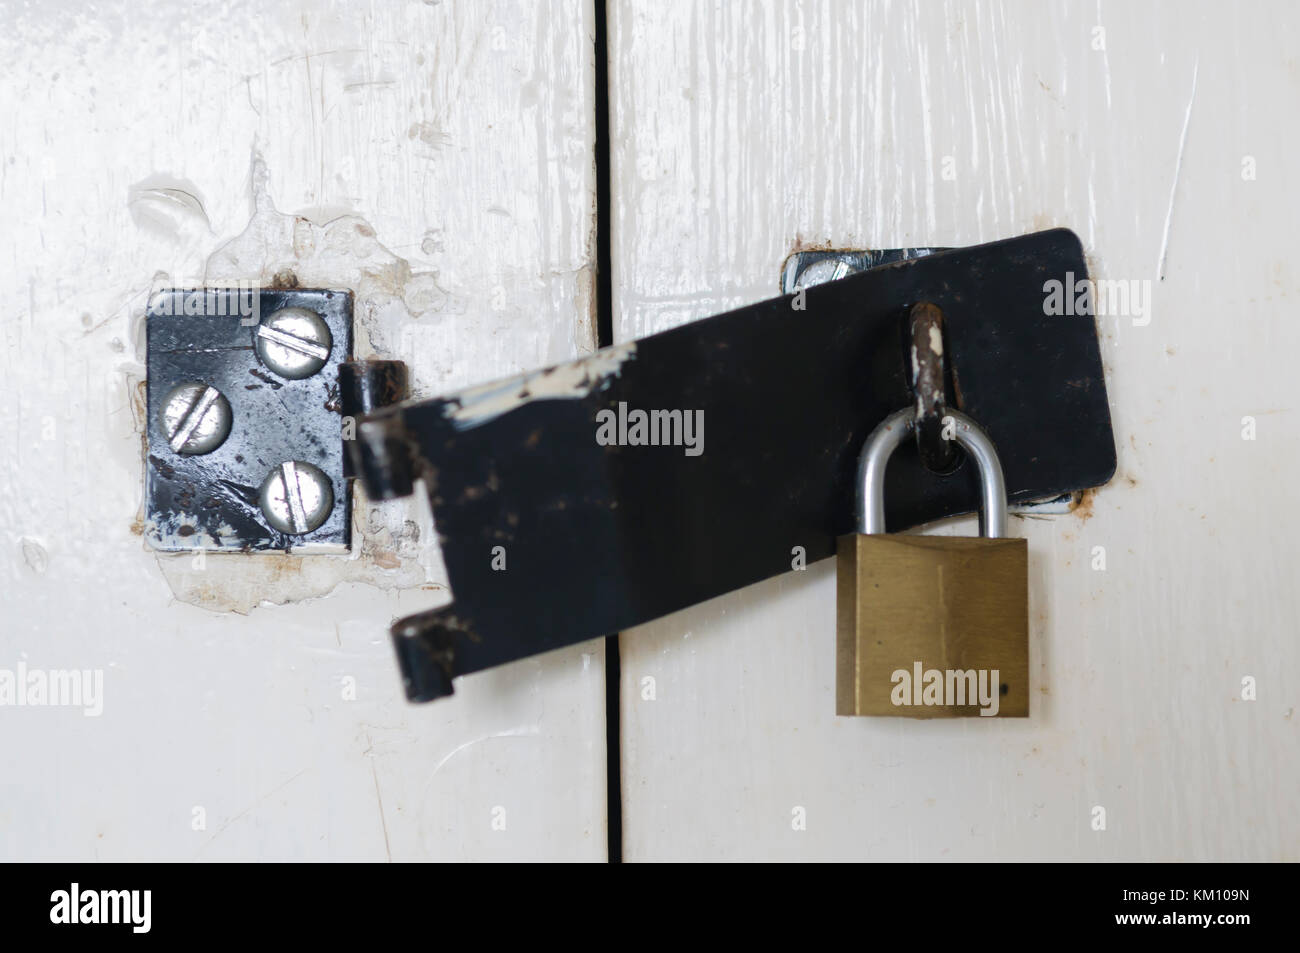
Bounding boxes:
[909,301,958,473]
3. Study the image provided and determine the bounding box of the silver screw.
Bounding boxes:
[259,461,334,535]
[159,382,232,455]
[254,307,332,379]
[793,255,856,290]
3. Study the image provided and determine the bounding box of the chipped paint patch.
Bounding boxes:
[134,154,446,613]
[145,513,244,551]
[153,485,446,614]
[203,156,448,362]
[445,342,637,429]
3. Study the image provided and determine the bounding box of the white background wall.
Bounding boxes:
[2,0,1295,862]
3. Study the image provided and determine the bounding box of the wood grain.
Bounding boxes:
[0,0,604,861]
[611,0,1299,860]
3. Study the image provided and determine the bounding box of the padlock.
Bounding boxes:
[836,407,1029,717]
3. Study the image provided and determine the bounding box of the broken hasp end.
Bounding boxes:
[350,412,418,500]
[392,609,460,702]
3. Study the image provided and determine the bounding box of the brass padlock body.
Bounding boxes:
[836,533,1028,717]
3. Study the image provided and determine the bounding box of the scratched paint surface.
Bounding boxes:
[611,1,1299,859]
[0,1,604,860]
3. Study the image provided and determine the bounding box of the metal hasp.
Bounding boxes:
[144,289,354,553]
[355,228,1116,702]
[339,359,412,493]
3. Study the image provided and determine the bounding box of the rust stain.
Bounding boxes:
[787,234,847,254]
[372,551,401,570]
[1070,487,1097,521]
[132,380,148,421]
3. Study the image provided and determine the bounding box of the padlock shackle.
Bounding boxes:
[857,407,1009,538]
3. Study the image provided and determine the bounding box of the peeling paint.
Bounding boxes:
[445,342,637,429]
[204,156,449,362]
[20,537,48,574]
[138,154,446,613]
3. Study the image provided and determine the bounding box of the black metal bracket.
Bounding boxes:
[353,228,1116,701]
[144,290,409,554]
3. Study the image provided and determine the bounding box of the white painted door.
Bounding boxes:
[0,0,605,861]
[5,0,1295,865]
[609,0,1298,860]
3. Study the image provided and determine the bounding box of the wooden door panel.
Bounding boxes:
[610,0,1298,861]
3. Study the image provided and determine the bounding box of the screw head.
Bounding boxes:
[254,307,333,379]
[159,382,232,455]
[259,461,334,535]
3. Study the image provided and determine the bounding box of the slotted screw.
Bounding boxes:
[254,307,332,379]
[259,461,334,535]
[159,381,232,455]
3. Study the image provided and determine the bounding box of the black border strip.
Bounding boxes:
[593,0,622,864]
